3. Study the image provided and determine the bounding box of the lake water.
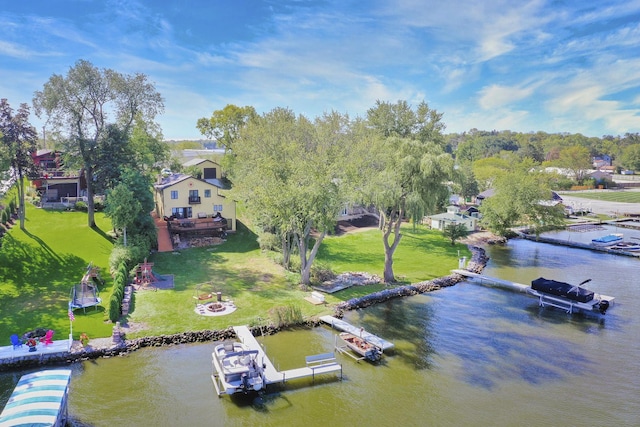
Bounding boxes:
[2,233,639,426]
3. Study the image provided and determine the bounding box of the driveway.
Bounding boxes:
[559,192,640,216]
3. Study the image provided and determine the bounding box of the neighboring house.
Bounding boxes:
[154,173,236,231]
[589,170,614,184]
[475,188,495,205]
[426,206,478,232]
[182,158,223,181]
[593,155,612,168]
[30,149,84,203]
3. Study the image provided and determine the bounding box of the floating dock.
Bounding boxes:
[319,315,394,351]
[232,326,342,387]
[451,270,615,315]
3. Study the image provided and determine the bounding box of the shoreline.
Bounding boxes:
[0,244,489,372]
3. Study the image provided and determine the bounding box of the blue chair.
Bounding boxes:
[10,334,22,350]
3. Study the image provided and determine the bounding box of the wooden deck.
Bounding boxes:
[0,338,72,364]
[319,316,394,351]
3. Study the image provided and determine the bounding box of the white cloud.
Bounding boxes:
[478,84,534,110]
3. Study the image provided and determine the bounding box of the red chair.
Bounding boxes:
[40,329,54,345]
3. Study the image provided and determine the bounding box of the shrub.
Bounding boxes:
[108,293,121,322]
[74,201,88,211]
[258,232,280,251]
[268,304,303,328]
[310,263,335,284]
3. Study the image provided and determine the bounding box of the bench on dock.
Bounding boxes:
[305,352,335,367]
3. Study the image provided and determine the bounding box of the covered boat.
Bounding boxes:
[529,277,612,315]
[211,341,264,395]
[339,332,382,362]
[591,233,623,247]
[531,277,594,303]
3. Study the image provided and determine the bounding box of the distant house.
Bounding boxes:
[593,155,612,168]
[182,158,223,181]
[475,188,495,205]
[426,206,478,232]
[154,173,236,231]
[30,149,84,203]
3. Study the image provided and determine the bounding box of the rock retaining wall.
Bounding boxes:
[333,245,488,315]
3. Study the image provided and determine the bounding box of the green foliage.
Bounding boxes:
[108,260,129,322]
[257,231,280,251]
[196,104,257,151]
[268,304,303,328]
[443,223,469,246]
[479,164,566,236]
[310,263,336,285]
[74,201,88,211]
[619,144,640,172]
[364,100,452,282]
[109,245,138,274]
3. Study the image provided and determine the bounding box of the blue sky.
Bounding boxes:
[1,0,639,140]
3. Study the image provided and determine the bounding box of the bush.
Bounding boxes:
[258,232,280,251]
[109,246,137,275]
[108,293,121,322]
[268,304,303,328]
[310,263,335,284]
[74,201,88,211]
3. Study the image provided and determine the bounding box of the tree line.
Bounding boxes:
[2,59,635,287]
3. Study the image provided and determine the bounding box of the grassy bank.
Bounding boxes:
[1,203,470,341]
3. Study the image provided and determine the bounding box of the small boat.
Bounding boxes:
[211,340,265,395]
[591,233,623,247]
[339,332,382,362]
[528,277,613,315]
[610,241,640,251]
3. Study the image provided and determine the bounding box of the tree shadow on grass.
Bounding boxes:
[91,224,115,243]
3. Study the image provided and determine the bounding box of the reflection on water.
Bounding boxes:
[1,236,639,426]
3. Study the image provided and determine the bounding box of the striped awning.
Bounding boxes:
[0,369,72,427]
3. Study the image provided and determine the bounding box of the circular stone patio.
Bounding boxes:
[194,301,237,317]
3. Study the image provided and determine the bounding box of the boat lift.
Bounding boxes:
[451,270,615,316]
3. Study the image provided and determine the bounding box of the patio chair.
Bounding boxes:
[40,329,54,345]
[10,334,22,350]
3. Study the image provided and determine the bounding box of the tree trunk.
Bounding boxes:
[381,208,403,283]
[17,173,26,230]
[84,164,96,227]
[298,226,326,285]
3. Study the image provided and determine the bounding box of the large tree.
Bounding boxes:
[33,59,164,227]
[480,160,565,236]
[554,145,592,183]
[229,108,351,284]
[364,100,453,283]
[0,99,38,229]
[196,104,257,152]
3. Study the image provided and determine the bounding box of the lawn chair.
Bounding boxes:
[40,329,54,345]
[10,334,22,350]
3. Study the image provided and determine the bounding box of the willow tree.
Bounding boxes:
[229,108,352,284]
[364,100,453,283]
[33,60,164,227]
[0,99,38,229]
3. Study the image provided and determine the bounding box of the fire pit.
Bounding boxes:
[207,302,225,313]
[194,301,237,317]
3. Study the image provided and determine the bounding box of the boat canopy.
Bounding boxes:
[531,277,594,303]
[0,369,72,427]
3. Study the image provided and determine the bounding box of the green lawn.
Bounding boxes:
[1,203,470,341]
[0,205,115,342]
[562,190,640,203]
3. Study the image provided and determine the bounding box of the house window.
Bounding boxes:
[213,204,223,212]
[171,190,178,200]
[204,189,211,198]
[171,207,192,218]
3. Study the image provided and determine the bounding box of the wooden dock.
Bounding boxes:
[233,326,342,386]
[319,315,394,351]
